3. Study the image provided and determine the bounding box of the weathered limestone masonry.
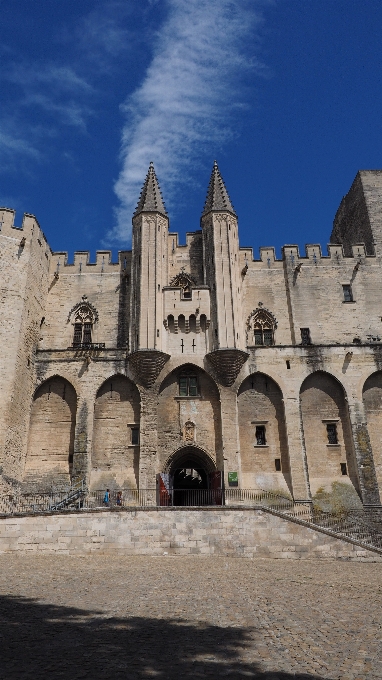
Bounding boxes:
[1,164,382,514]
[0,509,381,560]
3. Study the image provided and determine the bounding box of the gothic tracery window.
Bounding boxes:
[72,305,95,347]
[246,306,277,347]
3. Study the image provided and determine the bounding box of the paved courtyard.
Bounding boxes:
[0,554,380,679]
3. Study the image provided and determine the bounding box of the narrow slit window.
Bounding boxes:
[255,425,266,446]
[340,462,347,475]
[342,285,353,302]
[300,328,311,345]
[275,458,281,472]
[131,427,140,445]
[327,423,338,445]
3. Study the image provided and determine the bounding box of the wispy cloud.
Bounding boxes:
[0,2,133,169]
[4,63,95,130]
[111,0,268,244]
[0,61,95,168]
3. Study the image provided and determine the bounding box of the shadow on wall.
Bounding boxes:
[0,595,323,680]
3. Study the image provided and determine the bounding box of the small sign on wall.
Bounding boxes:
[228,471,238,487]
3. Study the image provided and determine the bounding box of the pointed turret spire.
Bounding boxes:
[202,160,236,217]
[134,162,167,217]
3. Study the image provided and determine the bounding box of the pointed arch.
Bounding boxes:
[25,376,77,486]
[362,371,382,493]
[238,372,291,494]
[163,445,216,475]
[91,375,141,490]
[300,371,360,500]
[158,364,222,472]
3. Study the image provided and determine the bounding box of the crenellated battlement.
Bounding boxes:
[238,241,374,270]
[0,209,51,260]
[48,249,131,277]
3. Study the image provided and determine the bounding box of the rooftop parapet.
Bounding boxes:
[49,250,131,277]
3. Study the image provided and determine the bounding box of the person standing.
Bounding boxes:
[103,488,110,507]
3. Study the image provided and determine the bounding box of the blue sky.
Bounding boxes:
[1,0,382,260]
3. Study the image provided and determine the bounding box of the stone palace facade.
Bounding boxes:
[1,163,382,508]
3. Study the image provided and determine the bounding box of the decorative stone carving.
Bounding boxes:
[67,296,99,324]
[184,420,195,443]
[206,348,249,387]
[128,350,170,387]
[246,307,277,345]
[169,269,196,288]
[246,307,277,332]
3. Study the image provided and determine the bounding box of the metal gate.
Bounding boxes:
[156,471,223,506]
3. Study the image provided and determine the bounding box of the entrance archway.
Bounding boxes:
[162,446,221,506]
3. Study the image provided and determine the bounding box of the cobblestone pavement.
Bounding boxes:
[0,555,381,679]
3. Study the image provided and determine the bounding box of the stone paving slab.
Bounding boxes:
[0,554,380,679]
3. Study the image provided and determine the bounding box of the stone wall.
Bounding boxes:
[0,210,51,481]
[0,508,380,560]
[331,170,382,257]
[25,376,77,487]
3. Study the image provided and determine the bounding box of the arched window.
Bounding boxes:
[189,314,197,333]
[200,314,207,332]
[167,314,175,333]
[178,314,186,332]
[246,306,277,347]
[72,305,95,347]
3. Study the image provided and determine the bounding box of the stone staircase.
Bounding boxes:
[274,505,382,554]
[0,478,86,515]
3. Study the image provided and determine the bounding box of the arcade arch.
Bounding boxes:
[25,376,77,487]
[158,365,222,474]
[90,375,140,490]
[362,371,382,492]
[300,371,360,498]
[162,445,219,506]
[238,373,291,494]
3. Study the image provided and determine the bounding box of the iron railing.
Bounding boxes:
[0,479,86,515]
[69,343,106,350]
[1,485,381,552]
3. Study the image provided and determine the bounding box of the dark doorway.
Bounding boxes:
[160,446,223,506]
[173,464,208,506]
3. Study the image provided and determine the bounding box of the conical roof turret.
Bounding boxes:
[202,160,236,217]
[133,162,167,217]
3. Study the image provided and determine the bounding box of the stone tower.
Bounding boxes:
[129,163,170,386]
[201,161,248,386]
[331,170,382,256]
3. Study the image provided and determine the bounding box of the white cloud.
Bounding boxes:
[0,118,41,173]
[111,0,268,244]
[3,63,95,131]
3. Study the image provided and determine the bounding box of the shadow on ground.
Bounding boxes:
[0,595,328,679]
